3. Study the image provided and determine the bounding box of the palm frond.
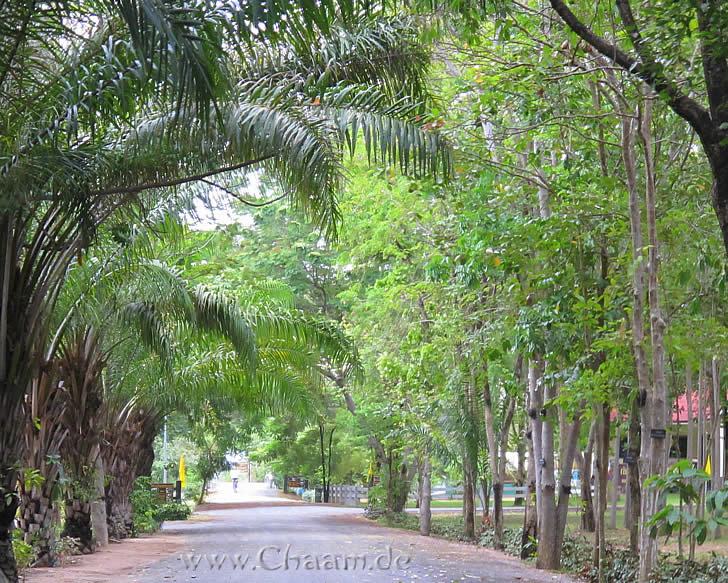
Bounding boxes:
[121,301,173,364]
[191,286,257,370]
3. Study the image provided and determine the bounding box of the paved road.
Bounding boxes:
[135,482,574,583]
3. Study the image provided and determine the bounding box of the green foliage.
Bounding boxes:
[154,502,192,522]
[130,477,192,534]
[644,461,728,549]
[11,530,33,571]
[130,477,161,534]
[370,511,467,539]
[480,527,535,558]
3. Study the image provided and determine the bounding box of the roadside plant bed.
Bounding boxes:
[130,477,193,534]
[366,511,480,542]
[478,527,728,582]
[368,512,728,583]
[576,549,728,583]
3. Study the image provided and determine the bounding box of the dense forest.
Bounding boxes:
[1,1,728,583]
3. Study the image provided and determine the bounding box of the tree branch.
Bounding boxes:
[86,155,274,200]
[198,178,287,208]
[548,0,716,143]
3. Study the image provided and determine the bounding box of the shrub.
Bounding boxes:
[129,476,192,534]
[12,530,34,571]
[153,502,192,522]
[479,527,534,558]
[365,484,386,510]
[571,546,728,583]
[130,476,160,534]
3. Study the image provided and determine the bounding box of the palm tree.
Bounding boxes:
[0,3,447,577]
[21,223,359,553]
[56,327,107,553]
[17,366,67,566]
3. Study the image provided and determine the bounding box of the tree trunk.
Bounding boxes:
[514,429,526,507]
[638,95,668,583]
[386,452,412,513]
[609,426,620,530]
[107,498,134,540]
[483,360,515,550]
[18,482,59,566]
[580,423,596,532]
[319,422,329,503]
[62,498,95,554]
[0,395,24,583]
[463,457,476,539]
[593,406,610,581]
[521,423,538,559]
[327,427,335,503]
[618,88,654,572]
[0,475,19,583]
[712,358,722,489]
[104,456,136,540]
[91,455,108,548]
[536,374,559,570]
[528,360,544,523]
[555,411,583,553]
[481,476,490,521]
[419,454,431,536]
[626,398,641,553]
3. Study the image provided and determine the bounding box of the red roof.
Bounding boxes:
[673,392,711,423]
[609,392,713,424]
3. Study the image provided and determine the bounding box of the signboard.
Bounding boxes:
[623,452,638,465]
[285,476,309,491]
[650,428,666,439]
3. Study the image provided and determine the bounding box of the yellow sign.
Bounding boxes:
[705,455,712,475]
[179,455,187,488]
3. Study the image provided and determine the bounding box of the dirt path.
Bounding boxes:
[22,532,187,583]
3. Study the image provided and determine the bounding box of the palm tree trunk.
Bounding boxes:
[62,497,95,554]
[107,498,134,540]
[105,454,137,539]
[0,538,18,583]
[0,395,24,583]
[18,481,59,566]
[0,488,19,583]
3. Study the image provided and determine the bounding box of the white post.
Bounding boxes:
[162,418,168,483]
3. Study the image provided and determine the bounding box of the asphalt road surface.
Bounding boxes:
[135,482,574,583]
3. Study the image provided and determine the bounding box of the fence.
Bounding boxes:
[324,483,529,506]
[426,484,529,501]
[328,484,369,506]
